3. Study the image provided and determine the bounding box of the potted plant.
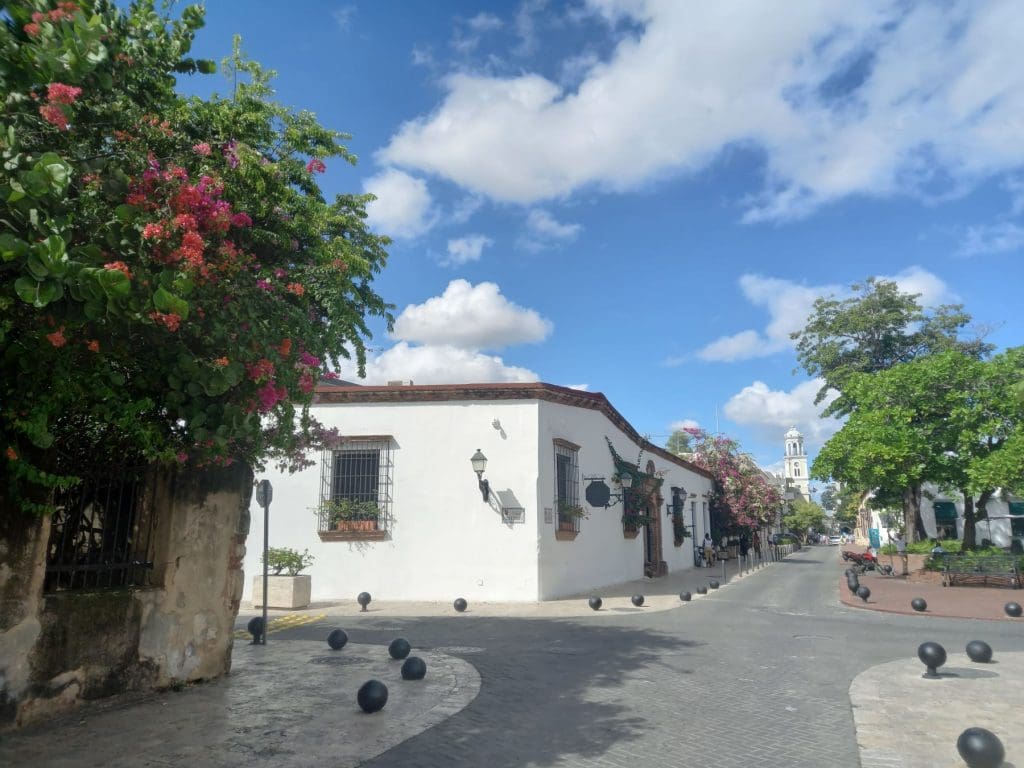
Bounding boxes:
[321,498,380,532]
[253,547,314,610]
[557,502,587,532]
[621,512,654,538]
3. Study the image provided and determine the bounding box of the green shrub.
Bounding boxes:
[880,539,961,555]
[262,547,314,576]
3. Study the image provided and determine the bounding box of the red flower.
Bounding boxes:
[86,340,100,352]
[173,213,198,231]
[246,358,275,382]
[230,212,253,228]
[5,447,17,461]
[148,312,181,332]
[277,338,292,357]
[213,356,229,367]
[305,158,326,174]
[286,282,305,297]
[39,104,68,130]
[104,261,132,280]
[24,22,41,37]
[46,326,67,348]
[46,82,82,105]
[192,142,212,156]
[142,222,165,240]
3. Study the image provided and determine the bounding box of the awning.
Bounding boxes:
[933,501,958,522]
[1009,501,1024,516]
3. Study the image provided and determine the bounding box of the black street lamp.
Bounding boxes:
[470,449,490,502]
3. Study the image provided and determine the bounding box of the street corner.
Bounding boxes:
[0,641,482,768]
[850,651,1024,768]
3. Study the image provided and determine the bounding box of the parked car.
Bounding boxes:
[828,534,842,545]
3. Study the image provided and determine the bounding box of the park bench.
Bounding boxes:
[940,553,1022,589]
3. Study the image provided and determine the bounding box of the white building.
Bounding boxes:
[783,426,810,499]
[245,382,715,603]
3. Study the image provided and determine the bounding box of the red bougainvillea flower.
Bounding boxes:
[277,338,292,357]
[104,261,132,279]
[148,312,181,332]
[86,340,100,352]
[5,447,17,461]
[305,158,326,174]
[142,222,166,239]
[39,104,68,130]
[173,213,198,231]
[298,370,315,393]
[246,358,275,382]
[256,381,289,412]
[230,212,252,228]
[46,82,82,104]
[192,142,212,156]
[299,351,319,367]
[24,22,41,37]
[286,282,305,297]
[46,326,67,347]
[213,357,229,367]
[322,371,339,380]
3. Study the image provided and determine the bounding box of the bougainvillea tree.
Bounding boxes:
[675,428,783,531]
[1,2,392,511]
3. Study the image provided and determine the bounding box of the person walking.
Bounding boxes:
[894,531,908,576]
[703,533,715,567]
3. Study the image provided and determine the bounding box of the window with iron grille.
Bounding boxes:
[318,437,393,540]
[44,467,154,592]
[554,441,580,533]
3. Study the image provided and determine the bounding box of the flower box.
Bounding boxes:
[335,519,378,532]
[252,574,311,610]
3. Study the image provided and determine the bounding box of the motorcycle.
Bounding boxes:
[842,548,893,575]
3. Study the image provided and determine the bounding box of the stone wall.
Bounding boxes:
[0,462,252,728]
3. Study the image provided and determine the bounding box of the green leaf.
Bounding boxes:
[97,268,130,298]
[34,152,72,194]
[153,286,189,319]
[0,233,29,262]
[115,204,138,223]
[14,276,39,305]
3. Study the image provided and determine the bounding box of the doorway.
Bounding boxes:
[642,460,666,577]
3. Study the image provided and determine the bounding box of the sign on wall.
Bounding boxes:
[543,507,553,524]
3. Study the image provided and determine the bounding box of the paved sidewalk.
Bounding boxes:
[0,641,481,768]
[838,566,1023,621]
[238,553,785,625]
[853,651,1023,768]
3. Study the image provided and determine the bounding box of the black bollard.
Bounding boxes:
[388,638,411,660]
[588,596,602,611]
[357,679,389,713]
[1005,601,1022,618]
[965,640,993,664]
[357,592,371,612]
[911,597,927,612]
[401,656,427,681]
[247,616,265,644]
[453,597,468,613]
[697,586,708,595]
[631,594,645,607]
[679,591,691,602]
[917,641,947,678]
[709,580,720,589]
[857,585,871,602]
[326,628,348,650]
[956,727,1005,768]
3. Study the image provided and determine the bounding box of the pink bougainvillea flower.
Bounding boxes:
[39,104,68,130]
[298,371,315,394]
[192,142,212,156]
[230,212,253,228]
[286,282,305,297]
[305,158,326,174]
[322,371,339,380]
[245,358,275,382]
[173,213,198,231]
[104,261,132,280]
[256,279,272,291]
[24,22,41,37]
[273,268,287,279]
[176,451,188,464]
[255,381,288,412]
[46,82,82,105]
[46,326,67,348]
[299,351,319,367]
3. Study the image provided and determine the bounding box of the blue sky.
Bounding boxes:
[184,1,1022,474]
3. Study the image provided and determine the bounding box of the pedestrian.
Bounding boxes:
[930,538,945,556]
[703,533,715,567]
[894,531,908,575]
[739,533,749,559]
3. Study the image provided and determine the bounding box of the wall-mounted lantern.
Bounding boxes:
[470,449,490,502]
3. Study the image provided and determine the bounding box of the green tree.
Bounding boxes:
[665,428,693,457]
[783,498,825,542]
[792,277,988,418]
[0,2,392,511]
[819,484,838,513]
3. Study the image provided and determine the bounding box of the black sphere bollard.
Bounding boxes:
[709,580,720,589]
[679,591,691,602]
[631,594,645,607]
[357,592,371,612]
[911,597,927,612]
[357,679,389,713]
[1005,601,1022,618]
[453,597,468,613]
[857,585,871,602]
[247,616,265,644]
[388,638,411,660]
[846,576,860,594]
[697,586,708,595]
[844,568,856,577]
[918,641,947,678]
[326,628,348,650]
[588,596,602,611]
[965,640,993,664]
[401,656,427,680]
[956,727,1005,768]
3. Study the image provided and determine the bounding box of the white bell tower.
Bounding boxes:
[783,426,809,499]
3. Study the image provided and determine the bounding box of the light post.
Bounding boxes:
[254,479,273,645]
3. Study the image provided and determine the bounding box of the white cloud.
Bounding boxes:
[332,5,356,31]
[350,343,539,385]
[670,418,700,431]
[699,267,954,362]
[467,12,504,32]
[958,222,1024,257]
[443,235,493,266]
[723,378,843,445]
[527,209,581,239]
[362,169,437,239]
[567,383,590,391]
[392,279,552,350]
[379,1,1024,220]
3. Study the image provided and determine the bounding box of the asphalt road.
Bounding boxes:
[277,546,1024,768]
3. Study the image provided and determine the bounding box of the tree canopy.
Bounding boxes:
[783,498,825,542]
[1,2,392,511]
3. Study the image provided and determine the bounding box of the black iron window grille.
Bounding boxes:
[318,438,393,535]
[44,466,154,592]
[555,442,581,533]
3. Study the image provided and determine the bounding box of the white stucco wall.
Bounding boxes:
[535,401,713,600]
[244,399,543,603]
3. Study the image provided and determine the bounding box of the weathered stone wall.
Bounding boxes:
[0,462,252,728]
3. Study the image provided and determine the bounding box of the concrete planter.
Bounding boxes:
[252,575,311,610]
